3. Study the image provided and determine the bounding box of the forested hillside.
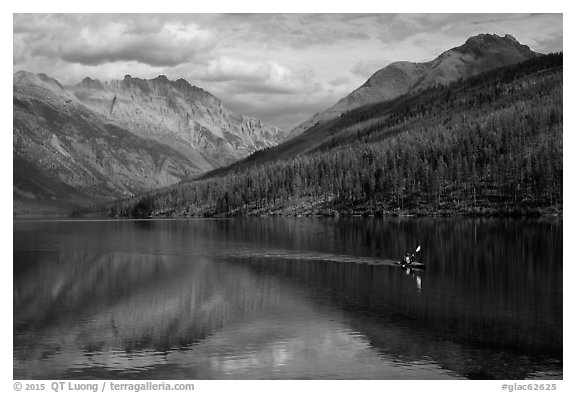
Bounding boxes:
[286,33,537,139]
[81,53,562,218]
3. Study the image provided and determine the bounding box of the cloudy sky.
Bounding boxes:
[13,13,563,131]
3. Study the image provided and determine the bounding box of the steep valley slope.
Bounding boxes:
[287,34,537,139]
[13,72,284,215]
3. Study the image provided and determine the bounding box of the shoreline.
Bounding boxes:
[147,201,563,219]
[85,207,563,220]
[17,201,563,220]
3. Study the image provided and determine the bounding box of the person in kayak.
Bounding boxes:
[403,253,412,265]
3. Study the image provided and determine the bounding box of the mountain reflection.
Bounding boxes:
[14,250,291,377]
[14,218,562,379]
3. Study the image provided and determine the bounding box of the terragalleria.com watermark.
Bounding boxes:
[13,381,195,392]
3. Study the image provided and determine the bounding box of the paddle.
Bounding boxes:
[411,245,421,264]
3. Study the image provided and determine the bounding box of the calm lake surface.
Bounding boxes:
[13,217,562,380]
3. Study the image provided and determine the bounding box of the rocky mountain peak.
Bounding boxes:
[505,33,520,44]
[464,33,503,46]
[14,70,65,94]
[459,33,532,54]
[14,70,286,214]
[14,70,33,81]
[286,33,539,140]
[114,74,221,107]
[80,77,104,90]
[37,73,63,87]
[153,74,169,82]
[175,78,192,89]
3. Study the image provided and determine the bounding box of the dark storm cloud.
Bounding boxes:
[61,40,201,67]
[63,24,214,66]
[14,14,215,67]
[13,13,563,131]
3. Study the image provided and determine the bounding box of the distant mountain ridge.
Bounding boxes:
[287,33,538,139]
[13,71,284,215]
[92,52,562,219]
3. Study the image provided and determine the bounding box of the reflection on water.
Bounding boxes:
[13,218,562,379]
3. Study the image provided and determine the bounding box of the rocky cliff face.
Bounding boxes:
[287,34,538,139]
[74,73,284,164]
[13,72,284,214]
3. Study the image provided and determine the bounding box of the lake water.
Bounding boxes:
[13,217,562,380]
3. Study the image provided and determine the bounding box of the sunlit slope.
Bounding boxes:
[286,33,537,139]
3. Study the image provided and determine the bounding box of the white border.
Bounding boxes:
[4,2,572,392]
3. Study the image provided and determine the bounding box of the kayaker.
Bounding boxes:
[403,253,412,265]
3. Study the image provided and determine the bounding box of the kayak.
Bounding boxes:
[395,261,426,270]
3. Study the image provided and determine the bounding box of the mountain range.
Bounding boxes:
[13,72,284,214]
[14,33,555,217]
[287,33,537,139]
[81,34,562,218]
[202,34,540,180]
